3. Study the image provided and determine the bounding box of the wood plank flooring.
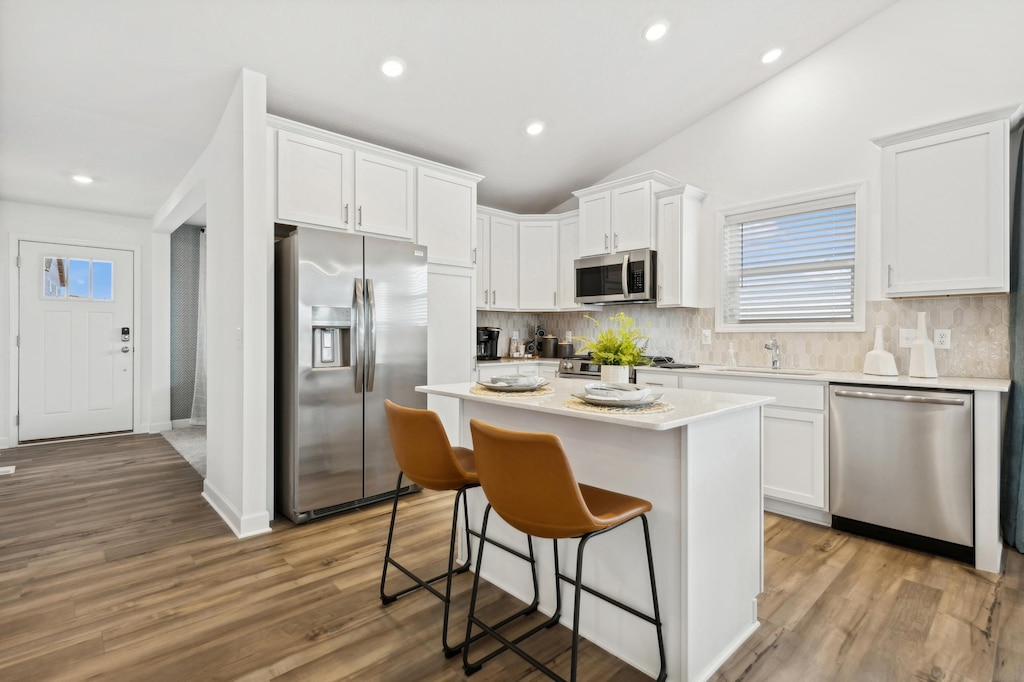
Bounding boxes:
[1,434,1023,681]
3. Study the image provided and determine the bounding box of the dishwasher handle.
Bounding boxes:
[832,389,966,407]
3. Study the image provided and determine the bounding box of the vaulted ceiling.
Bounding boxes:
[0,0,899,219]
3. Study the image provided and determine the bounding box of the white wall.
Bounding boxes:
[154,69,271,538]
[0,201,156,449]
[556,0,1024,304]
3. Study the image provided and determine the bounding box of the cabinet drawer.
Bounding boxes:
[679,375,825,411]
[634,370,679,389]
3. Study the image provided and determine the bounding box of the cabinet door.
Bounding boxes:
[612,181,653,252]
[557,215,580,309]
[488,216,518,309]
[277,131,354,229]
[427,265,475,444]
[418,167,477,266]
[518,220,558,310]
[354,151,415,240]
[578,192,611,256]
[633,370,679,388]
[476,214,491,309]
[882,120,1009,296]
[656,193,682,307]
[762,407,826,509]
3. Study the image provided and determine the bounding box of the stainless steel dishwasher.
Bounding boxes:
[829,384,973,563]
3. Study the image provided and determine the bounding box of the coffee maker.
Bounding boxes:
[476,327,501,360]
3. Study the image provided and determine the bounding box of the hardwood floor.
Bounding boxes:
[1,434,1022,681]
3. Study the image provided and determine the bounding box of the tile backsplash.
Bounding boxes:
[478,294,1010,379]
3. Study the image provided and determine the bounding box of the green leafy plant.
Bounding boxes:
[578,312,650,366]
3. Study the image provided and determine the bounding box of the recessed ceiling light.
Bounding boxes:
[380,58,405,78]
[526,122,545,136]
[643,21,669,42]
[761,48,782,64]
[72,175,93,184]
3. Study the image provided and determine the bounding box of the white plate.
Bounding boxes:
[477,378,549,392]
[572,392,663,407]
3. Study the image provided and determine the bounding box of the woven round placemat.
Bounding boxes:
[470,384,555,398]
[563,396,675,415]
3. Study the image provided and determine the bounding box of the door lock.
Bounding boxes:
[121,346,130,353]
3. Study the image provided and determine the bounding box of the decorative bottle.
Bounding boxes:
[908,311,937,378]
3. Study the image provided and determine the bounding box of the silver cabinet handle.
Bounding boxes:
[472,247,477,264]
[344,203,350,225]
[833,389,965,406]
[121,346,130,353]
[646,381,664,386]
[887,264,893,287]
[553,291,557,306]
[658,284,662,301]
[604,234,609,250]
[357,206,363,227]
[492,289,496,305]
[614,233,619,249]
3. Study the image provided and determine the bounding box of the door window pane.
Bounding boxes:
[92,261,113,300]
[68,259,91,298]
[43,257,68,298]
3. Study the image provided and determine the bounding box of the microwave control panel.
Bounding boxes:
[627,260,645,293]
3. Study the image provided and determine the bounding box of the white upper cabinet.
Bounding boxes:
[271,117,482,253]
[655,185,706,308]
[557,212,581,310]
[476,209,518,310]
[573,171,679,257]
[417,167,478,267]
[518,219,559,310]
[876,110,1012,297]
[354,151,415,240]
[277,130,354,229]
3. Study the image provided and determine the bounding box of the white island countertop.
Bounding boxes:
[417,379,774,431]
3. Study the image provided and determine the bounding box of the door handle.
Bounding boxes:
[121,346,130,353]
[366,278,377,391]
[833,389,965,406]
[353,278,364,393]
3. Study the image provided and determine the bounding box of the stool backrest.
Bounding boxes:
[384,400,473,491]
[469,419,598,539]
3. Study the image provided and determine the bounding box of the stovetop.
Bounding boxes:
[557,355,700,378]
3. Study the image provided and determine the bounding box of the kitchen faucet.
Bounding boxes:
[764,338,780,369]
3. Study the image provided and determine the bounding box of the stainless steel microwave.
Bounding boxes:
[574,249,657,304]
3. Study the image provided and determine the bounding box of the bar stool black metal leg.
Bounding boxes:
[641,514,667,682]
[379,471,405,605]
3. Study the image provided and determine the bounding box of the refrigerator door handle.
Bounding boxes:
[353,278,364,393]
[366,278,377,391]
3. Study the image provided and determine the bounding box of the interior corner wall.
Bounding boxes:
[0,200,153,448]
[170,225,202,421]
[571,0,1024,306]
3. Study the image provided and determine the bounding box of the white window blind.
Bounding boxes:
[722,197,857,324]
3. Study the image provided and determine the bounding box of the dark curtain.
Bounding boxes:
[1002,125,1024,553]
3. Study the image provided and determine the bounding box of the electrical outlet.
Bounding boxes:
[700,329,712,345]
[898,328,916,348]
[934,328,951,349]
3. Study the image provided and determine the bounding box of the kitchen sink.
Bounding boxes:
[711,367,819,376]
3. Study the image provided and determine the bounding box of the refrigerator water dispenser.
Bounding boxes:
[311,306,350,369]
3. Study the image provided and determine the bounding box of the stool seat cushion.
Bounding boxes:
[578,484,652,530]
[385,400,478,491]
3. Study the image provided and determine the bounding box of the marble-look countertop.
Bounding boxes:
[417,379,774,431]
[635,364,1010,393]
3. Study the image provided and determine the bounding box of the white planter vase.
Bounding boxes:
[600,365,630,384]
[908,311,938,378]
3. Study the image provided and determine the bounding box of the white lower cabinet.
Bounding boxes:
[633,369,679,388]
[477,362,537,382]
[678,374,828,511]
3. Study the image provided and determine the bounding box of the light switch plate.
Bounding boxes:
[701,329,712,345]
[934,329,951,349]
[898,328,916,348]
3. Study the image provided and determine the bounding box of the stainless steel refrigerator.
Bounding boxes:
[275,226,427,523]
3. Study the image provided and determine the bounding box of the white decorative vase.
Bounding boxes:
[600,365,630,384]
[908,311,938,378]
[863,325,898,376]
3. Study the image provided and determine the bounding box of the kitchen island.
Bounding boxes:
[417,380,773,682]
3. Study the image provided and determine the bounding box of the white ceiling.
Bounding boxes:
[0,0,900,219]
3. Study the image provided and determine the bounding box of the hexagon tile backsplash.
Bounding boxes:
[478,294,1010,379]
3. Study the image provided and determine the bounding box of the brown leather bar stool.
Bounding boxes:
[464,418,667,682]
[381,400,541,658]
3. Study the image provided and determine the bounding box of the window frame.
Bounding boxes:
[715,182,866,333]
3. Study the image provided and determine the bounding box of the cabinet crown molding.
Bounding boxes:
[871,105,1018,148]
[655,184,707,201]
[571,170,680,198]
[267,114,484,184]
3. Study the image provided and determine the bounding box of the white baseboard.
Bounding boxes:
[171,418,194,429]
[764,497,831,526]
[202,479,272,539]
[149,420,173,434]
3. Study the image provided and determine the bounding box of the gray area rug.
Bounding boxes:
[161,426,206,477]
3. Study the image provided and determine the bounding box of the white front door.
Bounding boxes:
[18,241,135,441]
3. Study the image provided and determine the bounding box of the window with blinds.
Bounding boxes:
[718,185,864,331]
